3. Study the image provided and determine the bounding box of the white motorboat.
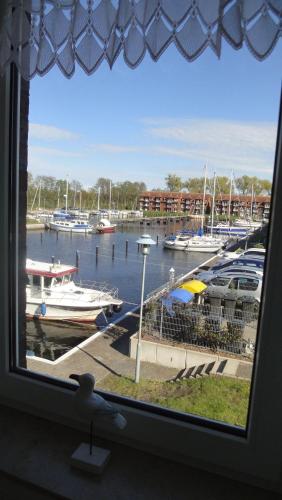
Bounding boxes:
[163,233,191,250]
[49,219,93,233]
[26,259,123,322]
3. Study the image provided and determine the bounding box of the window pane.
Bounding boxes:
[16,44,281,431]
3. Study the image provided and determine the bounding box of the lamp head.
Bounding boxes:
[136,234,156,255]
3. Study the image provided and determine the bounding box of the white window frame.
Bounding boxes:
[1,62,282,493]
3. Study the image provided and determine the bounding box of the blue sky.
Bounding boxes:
[28,39,282,189]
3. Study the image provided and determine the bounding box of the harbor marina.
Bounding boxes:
[26,223,221,359]
[26,223,264,370]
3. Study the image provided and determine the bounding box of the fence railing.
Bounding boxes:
[143,301,257,356]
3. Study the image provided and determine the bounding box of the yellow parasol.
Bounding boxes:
[179,279,207,294]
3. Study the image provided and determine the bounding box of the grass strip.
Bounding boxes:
[98,375,250,427]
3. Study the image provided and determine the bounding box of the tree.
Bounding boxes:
[249,176,262,196]
[235,175,271,196]
[216,176,230,195]
[165,174,182,192]
[259,179,272,195]
[235,176,252,195]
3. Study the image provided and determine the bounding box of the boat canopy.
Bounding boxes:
[99,218,112,226]
[179,280,207,294]
[167,289,194,303]
[26,259,77,278]
[161,288,194,316]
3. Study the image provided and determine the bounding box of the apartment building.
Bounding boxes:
[139,192,271,219]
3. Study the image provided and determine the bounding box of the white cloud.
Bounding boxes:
[29,123,80,142]
[143,118,276,175]
[91,144,140,153]
[29,145,82,158]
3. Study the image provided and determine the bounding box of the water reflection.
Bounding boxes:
[26,319,95,361]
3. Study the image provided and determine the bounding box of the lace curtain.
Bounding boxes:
[0,1,281,80]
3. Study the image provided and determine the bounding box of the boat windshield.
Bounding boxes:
[32,275,40,287]
[53,277,63,286]
[44,277,52,288]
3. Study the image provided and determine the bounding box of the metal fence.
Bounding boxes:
[143,300,258,356]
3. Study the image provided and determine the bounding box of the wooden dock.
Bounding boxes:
[116,215,193,226]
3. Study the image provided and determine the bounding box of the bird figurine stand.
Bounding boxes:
[69,373,127,475]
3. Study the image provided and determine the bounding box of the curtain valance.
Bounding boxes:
[0,1,281,80]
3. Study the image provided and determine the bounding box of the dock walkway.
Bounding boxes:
[27,313,179,384]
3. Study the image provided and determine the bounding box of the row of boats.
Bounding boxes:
[163,232,227,253]
[163,218,264,253]
[29,208,118,233]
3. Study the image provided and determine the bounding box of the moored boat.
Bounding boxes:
[233,218,262,229]
[163,233,192,250]
[185,235,225,253]
[49,219,93,233]
[26,259,122,322]
[96,218,116,233]
[206,223,250,237]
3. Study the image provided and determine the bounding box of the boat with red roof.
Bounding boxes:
[26,259,122,322]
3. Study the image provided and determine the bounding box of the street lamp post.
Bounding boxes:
[135,234,156,383]
[169,267,175,287]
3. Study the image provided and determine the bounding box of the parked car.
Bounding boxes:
[198,266,263,282]
[220,247,266,260]
[205,273,262,302]
[197,256,264,282]
[212,257,264,272]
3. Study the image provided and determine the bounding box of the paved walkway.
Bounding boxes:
[27,314,179,384]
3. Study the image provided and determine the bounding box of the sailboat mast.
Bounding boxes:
[65,177,69,212]
[201,165,207,231]
[228,172,233,224]
[250,184,254,220]
[109,180,112,211]
[211,172,216,238]
[57,185,60,209]
[31,185,39,211]
[38,180,41,210]
[97,187,100,211]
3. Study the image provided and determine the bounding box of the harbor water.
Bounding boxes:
[26,223,216,360]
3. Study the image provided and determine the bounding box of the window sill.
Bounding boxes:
[0,404,280,500]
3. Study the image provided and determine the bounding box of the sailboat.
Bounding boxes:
[185,169,226,253]
[208,178,259,236]
[233,184,262,229]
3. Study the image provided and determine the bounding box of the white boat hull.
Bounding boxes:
[49,222,92,233]
[26,302,102,323]
[163,242,188,250]
[186,244,221,253]
[26,259,123,323]
[185,235,224,253]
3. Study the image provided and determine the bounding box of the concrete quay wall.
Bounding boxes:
[130,334,252,379]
